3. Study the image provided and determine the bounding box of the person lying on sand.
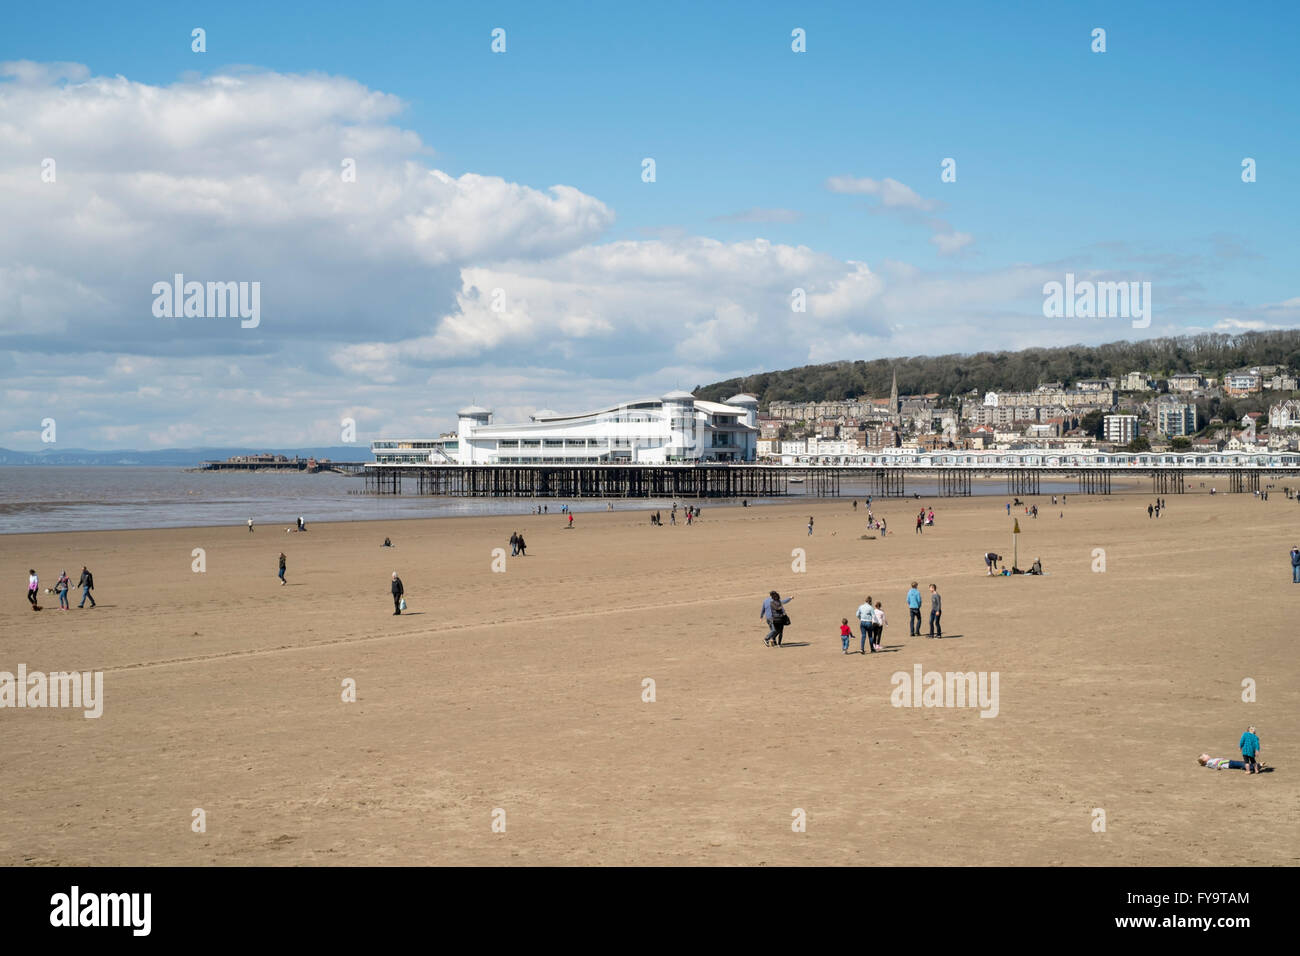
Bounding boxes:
[1198,753,1266,773]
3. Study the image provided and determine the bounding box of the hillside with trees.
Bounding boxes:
[695,331,1300,406]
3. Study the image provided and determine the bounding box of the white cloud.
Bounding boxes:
[710,207,804,224]
[825,175,939,211]
[930,231,974,255]
[0,62,1279,449]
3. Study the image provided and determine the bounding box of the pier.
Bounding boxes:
[358,460,1289,498]
[199,458,369,475]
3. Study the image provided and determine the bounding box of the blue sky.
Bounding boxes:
[2,1,1297,447]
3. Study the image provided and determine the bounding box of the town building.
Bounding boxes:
[1269,399,1300,429]
[1223,371,1262,397]
[1168,373,1204,392]
[1156,402,1197,437]
[1103,414,1140,445]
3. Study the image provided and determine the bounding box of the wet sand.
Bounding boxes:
[2,489,1296,865]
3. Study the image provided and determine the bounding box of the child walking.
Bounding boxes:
[1239,725,1262,772]
[840,618,852,654]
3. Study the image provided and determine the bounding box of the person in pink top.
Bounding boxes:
[872,601,887,650]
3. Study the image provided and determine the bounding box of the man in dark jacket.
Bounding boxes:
[928,584,943,638]
[77,566,96,608]
[391,572,404,614]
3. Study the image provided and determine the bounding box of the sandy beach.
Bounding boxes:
[2,489,1296,866]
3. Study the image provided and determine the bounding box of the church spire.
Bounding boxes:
[889,367,899,411]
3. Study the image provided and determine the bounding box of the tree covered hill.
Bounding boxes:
[695,331,1300,406]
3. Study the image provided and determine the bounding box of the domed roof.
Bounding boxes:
[726,393,759,406]
[661,390,696,402]
[457,405,491,417]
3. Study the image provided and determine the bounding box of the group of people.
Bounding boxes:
[25,566,96,611]
[760,582,943,650]
[245,516,307,532]
[508,531,528,556]
[983,551,1043,576]
[914,508,934,533]
[1199,726,1266,773]
[648,503,700,526]
[1146,498,1167,518]
[849,596,888,651]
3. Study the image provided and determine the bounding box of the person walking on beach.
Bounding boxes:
[880,517,887,536]
[856,596,876,654]
[807,516,814,536]
[1291,547,1300,583]
[928,584,943,638]
[1006,502,1011,515]
[567,512,574,529]
[248,518,254,533]
[907,582,922,636]
[510,531,519,556]
[1239,725,1261,773]
[761,590,794,647]
[517,534,527,556]
[55,569,71,610]
[391,572,404,614]
[27,570,40,610]
[853,500,858,511]
[873,601,887,650]
[915,512,923,534]
[686,510,693,526]
[840,618,853,655]
[77,565,96,608]
[1148,503,1153,518]
[670,509,676,525]
[278,552,287,586]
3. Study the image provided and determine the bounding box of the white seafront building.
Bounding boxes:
[372,392,760,465]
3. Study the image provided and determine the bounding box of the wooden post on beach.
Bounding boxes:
[1012,517,1020,570]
